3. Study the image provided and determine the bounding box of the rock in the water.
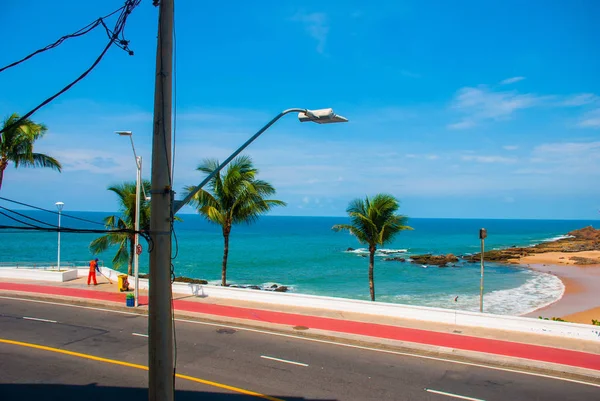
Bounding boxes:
[346,247,355,251]
[274,286,288,292]
[410,254,459,267]
[383,257,406,262]
[174,276,208,285]
[270,284,278,288]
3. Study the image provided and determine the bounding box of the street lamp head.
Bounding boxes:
[115,131,133,136]
[298,108,348,124]
[55,202,64,212]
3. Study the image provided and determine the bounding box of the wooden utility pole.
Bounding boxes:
[148,0,174,400]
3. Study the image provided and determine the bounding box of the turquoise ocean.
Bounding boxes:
[1,211,597,316]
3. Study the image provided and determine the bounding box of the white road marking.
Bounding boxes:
[22,316,57,323]
[425,388,485,401]
[132,333,148,338]
[260,355,308,367]
[2,295,599,389]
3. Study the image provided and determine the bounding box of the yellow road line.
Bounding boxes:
[0,338,284,401]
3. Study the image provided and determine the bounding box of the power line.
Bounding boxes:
[0,206,57,228]
[0,196,106,227]
[0,4,127,74]
[0,210,42,229]
[0,0,141,136]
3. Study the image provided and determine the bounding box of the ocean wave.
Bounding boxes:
[383,270,564,315]
[345,248,408,256]
[540,234,575,243]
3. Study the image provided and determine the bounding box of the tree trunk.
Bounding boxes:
[0,159,7,190]
[369,245,376,301]
[128,235,134,276]
[221,225,231,286]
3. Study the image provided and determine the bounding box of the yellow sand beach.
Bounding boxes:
[516,251,600,325]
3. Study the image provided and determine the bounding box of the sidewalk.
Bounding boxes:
[1,277,599,377]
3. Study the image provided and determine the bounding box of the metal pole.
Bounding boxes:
[134,156,141,308]
[57,209,61,270]
[148,0,173,399]
[479,237,484,313]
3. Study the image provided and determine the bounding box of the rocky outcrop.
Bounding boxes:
[463,249,530,263]
[464,226,600,262]
[410,254,459,267]
[568,226,600,241]
[229,283,289,292]
[174,276,209,284]
[383,257,406,262]
[569,256,600,265]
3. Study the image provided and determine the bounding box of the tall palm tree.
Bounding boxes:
[89,181,151,275]
[0,113,61,190]
[333,194,412,301]
[184,155,286,286]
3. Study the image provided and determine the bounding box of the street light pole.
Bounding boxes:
[479,228,487,313]
[149,0,174,399]
[116,131,143,308]
[134,155,142,307]
[55,202,64,270]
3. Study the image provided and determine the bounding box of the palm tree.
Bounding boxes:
[184,155,286,286]
[0,113,61,190]
[333,194,412,301]
[89,181,151,275]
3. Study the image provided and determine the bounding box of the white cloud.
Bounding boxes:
[461,155,517,164]
[562,93,599,107]
[447,120,476,130]
[404,154,439,160]
[448,85,544,129]
[529,141,600,175]
[50,149,133,175]
[292,12,329,54]
[578,108,600,128]
[534,141,600,154]
[500,76,525,85]
[503,145,519,151]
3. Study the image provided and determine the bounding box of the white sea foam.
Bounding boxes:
[378,249,408,254]
[345,248,408,256]
[540,234,575,243]
[385,270,564,316]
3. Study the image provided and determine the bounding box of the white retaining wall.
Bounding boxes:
[0,268,78,282]
[129,272,600,343]
[3,266,599,342]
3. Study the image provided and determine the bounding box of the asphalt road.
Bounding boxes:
[0,295,598,401]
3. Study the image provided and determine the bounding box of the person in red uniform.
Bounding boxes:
[88,258,99,285]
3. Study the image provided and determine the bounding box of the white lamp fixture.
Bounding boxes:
[298,108,348,124]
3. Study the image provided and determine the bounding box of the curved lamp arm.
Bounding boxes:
[173,108,307,214]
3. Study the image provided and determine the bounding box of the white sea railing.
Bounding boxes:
[0,260,104,269]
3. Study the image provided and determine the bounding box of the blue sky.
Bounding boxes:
[1,0,599,219]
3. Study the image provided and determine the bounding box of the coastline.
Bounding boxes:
[514,251,600,324]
